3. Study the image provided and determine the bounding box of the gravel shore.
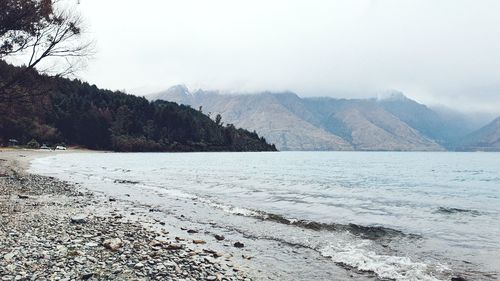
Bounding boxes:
[0,150,252,281]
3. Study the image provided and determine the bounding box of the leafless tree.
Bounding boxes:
[0,0,94,102]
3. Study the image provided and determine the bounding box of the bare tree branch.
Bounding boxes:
[0,1,94,102]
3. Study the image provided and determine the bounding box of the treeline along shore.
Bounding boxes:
[0,61,277,152]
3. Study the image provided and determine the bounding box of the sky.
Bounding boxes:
[72,0,500,114]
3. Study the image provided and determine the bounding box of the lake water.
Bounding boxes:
[31,152,500,280]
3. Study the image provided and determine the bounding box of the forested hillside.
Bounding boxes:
[0,61,276,152]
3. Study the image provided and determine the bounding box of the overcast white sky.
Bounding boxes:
[74,0,500,114]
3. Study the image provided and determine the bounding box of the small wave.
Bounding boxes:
[262,213,411,240]
[436,207,482,216]
[196,197,262,217]
[208,209,446,281]
[185,201,443,281]
[195,199,414,240]
[320,242,448,281]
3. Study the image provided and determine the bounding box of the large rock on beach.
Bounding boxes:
[103,238,123,251]
[70,214,87,224]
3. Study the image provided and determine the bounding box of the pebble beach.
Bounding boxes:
[0,150,252,281]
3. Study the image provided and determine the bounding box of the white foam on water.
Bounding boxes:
[29,156,57,173]
[196,197,261,217]
[320,240,448,281]
[133,183,196,200]
[129,182,262,217]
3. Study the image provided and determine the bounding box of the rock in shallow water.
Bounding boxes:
[233,242,245,248]
[214,234,225,241]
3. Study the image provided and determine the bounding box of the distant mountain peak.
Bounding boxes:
[376,91,409,101]
[166,84,190,95]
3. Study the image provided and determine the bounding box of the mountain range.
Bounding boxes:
[149,85,500,151]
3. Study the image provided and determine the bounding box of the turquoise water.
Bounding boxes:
[31,152,500,280]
